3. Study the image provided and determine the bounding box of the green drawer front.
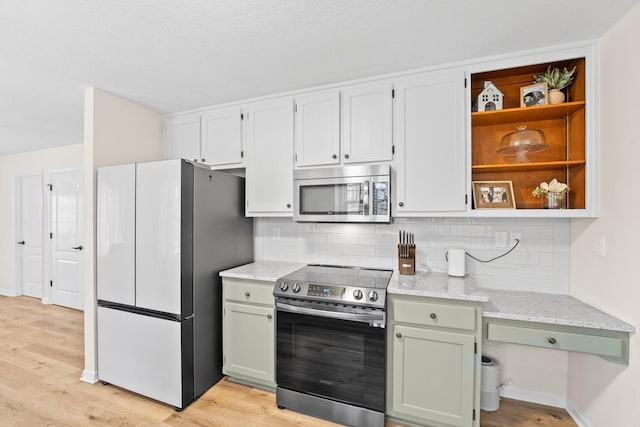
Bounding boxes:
[487,323,623,358]
[224,280,274,306]
[393,299,476,330]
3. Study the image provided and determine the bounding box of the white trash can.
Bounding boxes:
[481,355,500,411]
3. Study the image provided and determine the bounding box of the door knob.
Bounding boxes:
[17,241,25,245]
[72,245,83,250]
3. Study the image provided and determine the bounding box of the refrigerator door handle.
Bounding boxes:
[97,300,185,322]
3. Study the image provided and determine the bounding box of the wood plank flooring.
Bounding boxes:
[0,296,577,426]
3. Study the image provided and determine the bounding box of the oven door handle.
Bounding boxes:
[276,301,385,327]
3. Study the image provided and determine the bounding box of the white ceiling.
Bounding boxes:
[2,0,639,156]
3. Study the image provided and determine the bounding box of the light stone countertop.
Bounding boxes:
[219,261,305,282]
[222,263,635,334]
[387,270,635,334]
[388,270,489,303]
[480,289,635,333]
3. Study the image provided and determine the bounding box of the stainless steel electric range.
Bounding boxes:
[274,264,393,427]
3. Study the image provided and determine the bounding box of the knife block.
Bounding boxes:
[398,245,416,275]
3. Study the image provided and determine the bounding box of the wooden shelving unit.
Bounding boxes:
[471,58,586,211]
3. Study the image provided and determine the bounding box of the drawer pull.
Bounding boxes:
[430,313,437,320]
[548,337,557,345]
[396,332,402,338]
[244,291,250,297]
[267,314,272,320]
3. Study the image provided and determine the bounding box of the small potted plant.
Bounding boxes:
[533,66,577,104]
[532,178,570,209]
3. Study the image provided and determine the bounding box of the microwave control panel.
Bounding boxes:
[372,182,389,216]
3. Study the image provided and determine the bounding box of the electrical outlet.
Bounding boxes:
[595,235,606,257]
[495,232,508,248]
[510,232,521,246]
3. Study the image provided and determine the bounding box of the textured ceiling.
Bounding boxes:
[2,0,639,156]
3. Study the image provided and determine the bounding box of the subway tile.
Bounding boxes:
[328,233,359,245]
[343,245,376,257]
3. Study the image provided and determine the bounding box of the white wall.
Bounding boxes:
[82,88,163,383]
[567,4,640,426]
[256,216,571,405]
[0,144,83,297]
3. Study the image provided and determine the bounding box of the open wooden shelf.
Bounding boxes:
[472,160,586,173]
[471,57,587,211]
[472,101,585,126]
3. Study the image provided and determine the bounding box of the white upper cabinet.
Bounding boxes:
[394,70,467,215]
[341,82,393,164]
[243,98,294,216]
[201,106,244,168]
[294,90,341,167]
[164,114,200,162]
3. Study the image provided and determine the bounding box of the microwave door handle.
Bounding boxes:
[363,180,370,216]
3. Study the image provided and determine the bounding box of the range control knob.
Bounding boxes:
[279,282,289,292]
[353,289,363,300]
[292,283,301,293]
[367,291,379,302]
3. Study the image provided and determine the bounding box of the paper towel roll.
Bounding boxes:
[447,248,465,277]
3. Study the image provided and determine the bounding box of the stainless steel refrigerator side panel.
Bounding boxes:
[180,160,194,318]
[192,166,254,398]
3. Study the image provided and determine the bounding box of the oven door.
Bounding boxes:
[276,301,386,412]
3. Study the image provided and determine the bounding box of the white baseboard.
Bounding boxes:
[566,399,591,427]
[0,290,17,297]
[501,385,566,408]
[81,369,99,384]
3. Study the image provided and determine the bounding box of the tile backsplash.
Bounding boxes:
[254,217,570,294]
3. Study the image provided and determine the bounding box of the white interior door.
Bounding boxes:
[50,169,84,310]
[17,174,43,298]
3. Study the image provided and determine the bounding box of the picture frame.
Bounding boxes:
[520,82,548,108]
[472,181,516,209]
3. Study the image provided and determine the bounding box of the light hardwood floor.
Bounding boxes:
[0,296,577,426]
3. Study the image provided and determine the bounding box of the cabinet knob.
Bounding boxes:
[244,291,250,298]
[286,203,291,208]
[193,158,198,162]
[548,337,557,345]
[201,158,206,162]
[332,154,337,159]
[395,332,402,338]
[267,314,272,320]
[399,202,404,207]
[344,154,350,159]
[430,313,437,320]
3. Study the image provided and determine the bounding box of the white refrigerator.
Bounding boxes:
[96,159,253,409]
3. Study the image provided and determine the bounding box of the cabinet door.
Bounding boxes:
[223,302,275,385]
[164,114,201,162]
[201,107,243,167]
[244,98,294,216]
[392,324,475,427]
[394,71,466,215]
[294,90,340,167]
[341,82,393,164]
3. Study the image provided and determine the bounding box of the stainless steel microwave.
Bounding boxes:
[293,165,391,223]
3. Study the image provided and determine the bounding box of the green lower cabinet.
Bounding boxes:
[387,295,482,427]
[391,325,475,427]
[222,278,276,389]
